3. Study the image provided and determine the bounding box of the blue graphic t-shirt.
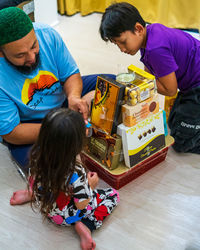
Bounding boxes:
[0,23,79,135]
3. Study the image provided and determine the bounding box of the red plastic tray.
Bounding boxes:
[81,135,174,189]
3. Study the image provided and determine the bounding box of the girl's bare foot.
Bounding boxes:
[75,221,96,250]
[10,190,32,205]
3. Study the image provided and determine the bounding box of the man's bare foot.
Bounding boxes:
[10,190,32,205]
[75,221,96,250]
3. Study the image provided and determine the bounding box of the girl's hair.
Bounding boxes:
[100,2,146,41]
[29,108,86,217]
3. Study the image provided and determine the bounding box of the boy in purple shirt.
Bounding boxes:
[100,2,200,154]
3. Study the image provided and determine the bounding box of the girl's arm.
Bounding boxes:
[75,198,91,210]
[87,172,99,190]
[74,172,99,210]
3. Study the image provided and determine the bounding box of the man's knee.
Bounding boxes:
[0,0,24,9]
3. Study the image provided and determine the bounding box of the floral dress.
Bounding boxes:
[40,165,119,230]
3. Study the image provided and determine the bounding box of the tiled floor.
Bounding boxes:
[0,13,200,250]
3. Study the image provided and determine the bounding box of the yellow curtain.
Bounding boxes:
[57,0,200,29]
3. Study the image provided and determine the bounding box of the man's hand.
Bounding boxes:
[63,73,90,121]
[68,95,89,121]
[87,172,99,190]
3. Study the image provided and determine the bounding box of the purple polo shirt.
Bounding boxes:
[140,23,200,92]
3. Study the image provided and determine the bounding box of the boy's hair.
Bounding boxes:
[100,2,146,41]
[29,108,86,217]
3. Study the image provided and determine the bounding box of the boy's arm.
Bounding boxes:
[156,72,178,96]
[144,67,178,96]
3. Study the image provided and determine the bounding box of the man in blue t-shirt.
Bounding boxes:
[0,7,114,171]
[100,2,200,154]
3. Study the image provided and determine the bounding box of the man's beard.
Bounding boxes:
[3,52,40,74]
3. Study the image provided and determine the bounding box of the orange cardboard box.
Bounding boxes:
[122,94,159,127]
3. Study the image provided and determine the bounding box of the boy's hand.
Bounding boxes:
[87,172,99,190]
